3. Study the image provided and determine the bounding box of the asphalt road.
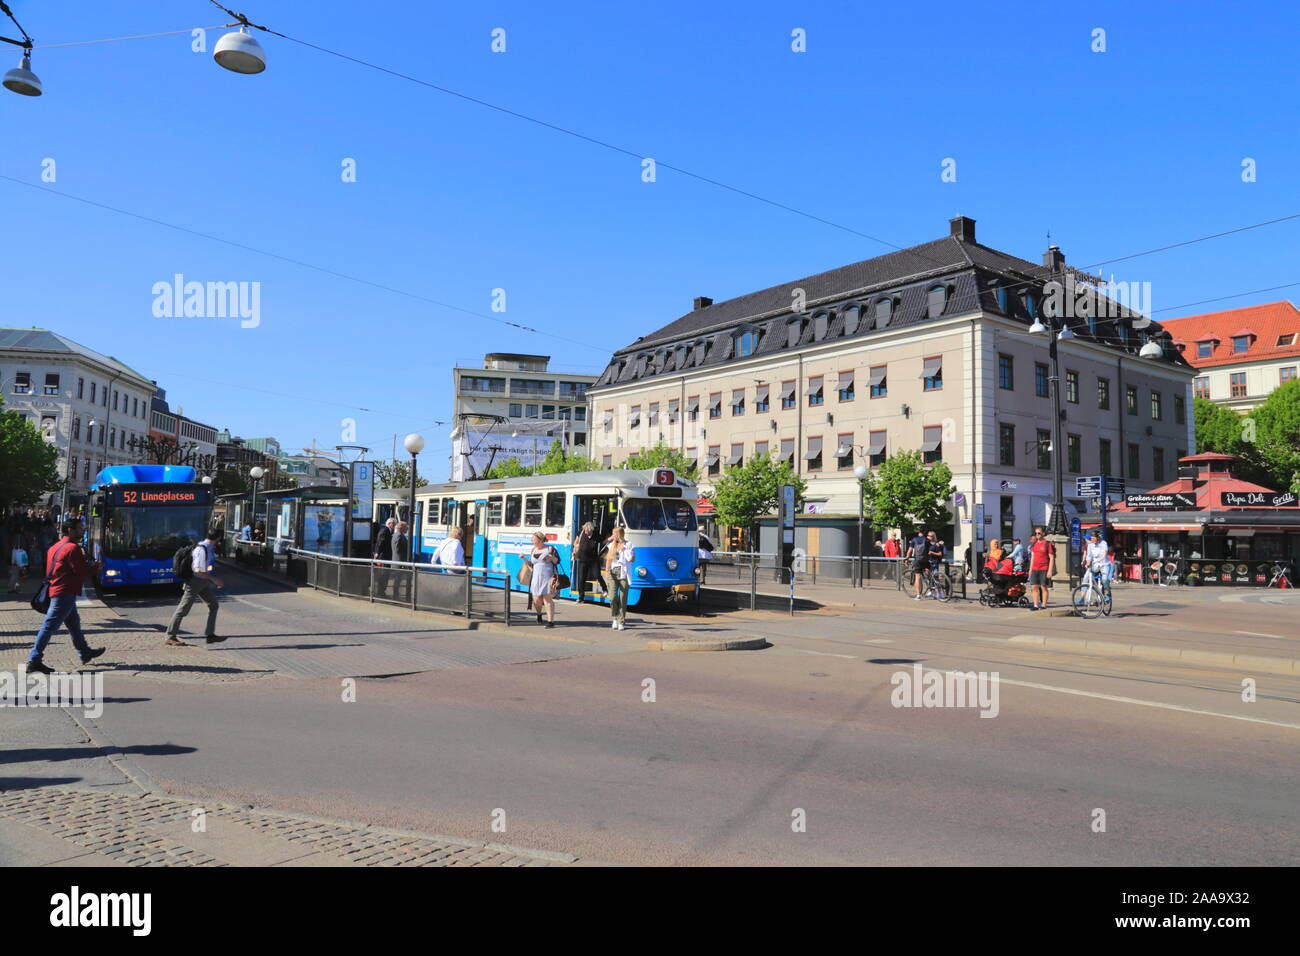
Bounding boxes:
[56,570,1300,865]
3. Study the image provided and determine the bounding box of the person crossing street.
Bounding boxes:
[165,528,225,646]
[25,518,106,674]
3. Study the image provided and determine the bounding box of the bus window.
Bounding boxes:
[488,495,503,525]
[545,492,566,528]
[622,498,669,531]
[442,498,456,524]
[505,494,522,527]
[524,494,542,527]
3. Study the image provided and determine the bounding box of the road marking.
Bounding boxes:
[229,596,293,615]
[1217,594,1247,603]
[793,648,859,659]
[1234,631,1288,640]
[995,675,1300,731]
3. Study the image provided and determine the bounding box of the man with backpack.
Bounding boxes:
[26,518,106,674]
[165,527,225,646]
[909,529,930,600]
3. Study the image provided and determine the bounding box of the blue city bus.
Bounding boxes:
[88,464,214,589]
[374,468,700,607]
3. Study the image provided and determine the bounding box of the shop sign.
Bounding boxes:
[1220,490,1299,508]
[1124,492,1197,510]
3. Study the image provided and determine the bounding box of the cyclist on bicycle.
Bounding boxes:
[909,529,930,600]
[1083,530,1110,589]
[926,531,946,599]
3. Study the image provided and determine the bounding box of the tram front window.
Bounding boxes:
[102,506,208,559]
[621,498,697,532]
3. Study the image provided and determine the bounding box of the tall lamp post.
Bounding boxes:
[249,465,265,535]
[853,463,869,588]
[403,433,425,554]
[1027,315,1073,539]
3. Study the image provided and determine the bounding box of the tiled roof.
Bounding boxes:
[0,327,154,384]
[1160,301,1300,369]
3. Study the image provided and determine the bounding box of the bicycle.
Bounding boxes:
[1266,562,1293,589]
[917,563,953,602]
[1072,562,1113,619]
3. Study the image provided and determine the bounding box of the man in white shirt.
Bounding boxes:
[432,527,465,574]
[1083,530,1110,585]
[166,527,225,646]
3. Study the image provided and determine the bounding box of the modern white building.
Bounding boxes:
[1,327,157,509]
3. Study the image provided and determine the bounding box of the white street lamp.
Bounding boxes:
[213,27,267,74]
[403,435,424,554]
[1139,335,1163,359]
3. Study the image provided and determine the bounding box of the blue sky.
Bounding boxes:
[3,0,1297,473]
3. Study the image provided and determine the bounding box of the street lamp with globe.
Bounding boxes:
[403,434,425,555]
[853,463,870,586]
[249,465,265,537]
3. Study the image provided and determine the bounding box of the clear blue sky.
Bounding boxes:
[3,0,1297,472]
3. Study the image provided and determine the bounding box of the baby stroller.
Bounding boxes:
[979,567,1030,607]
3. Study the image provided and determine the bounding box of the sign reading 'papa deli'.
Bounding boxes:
[1220,490,1299,508]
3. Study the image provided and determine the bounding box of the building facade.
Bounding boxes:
[587,217,1196,559]
[451,353,595,458]
[1159,301,1300,412]
[1,327,157,507]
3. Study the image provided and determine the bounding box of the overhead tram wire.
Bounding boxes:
[0,174,612,356]
[19,10,1300,314]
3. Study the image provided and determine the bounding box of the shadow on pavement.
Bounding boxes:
[0,744,197,765]
[0,777,83,792]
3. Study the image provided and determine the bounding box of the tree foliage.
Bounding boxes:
[619,442,697,479]
[708,453,805,533]
[374,459,429,489]
[0,397,61,509]
[858,450,955,537]
[1248,379,1300,493]
[483,457,533,479]
[1194,397,1247,459]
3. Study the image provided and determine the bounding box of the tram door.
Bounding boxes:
[462,501,486,570]
[576,495,619,548]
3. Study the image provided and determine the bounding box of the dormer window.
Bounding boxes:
[1232,334,1252,354]
[786,318,805,348]
[927,285,947,319]
[1024,291,1038,318]
[734,328,759,358]
[1277,333,1296,347]
[812,312,828,341]
[994,286,1008,312]
[842,304,862,335]
[873,297,894,328]
[1197,340,1213,358]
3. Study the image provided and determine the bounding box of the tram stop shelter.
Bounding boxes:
[1100,452,1299,586]
[217,485,354,571]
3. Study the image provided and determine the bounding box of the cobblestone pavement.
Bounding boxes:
[0,787,569,867]
[0,595,272,684]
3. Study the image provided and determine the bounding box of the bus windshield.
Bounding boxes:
[102,506,208,559]
[621,498,698,532]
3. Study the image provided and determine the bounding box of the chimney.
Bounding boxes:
[693,296,713,310]
[1043,245,1065,272]
[949,216,976,242]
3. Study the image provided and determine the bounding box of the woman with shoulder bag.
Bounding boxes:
[526,531,560,628]
[606,526,635,630]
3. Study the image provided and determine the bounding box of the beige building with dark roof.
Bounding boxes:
[587,217,1196,559]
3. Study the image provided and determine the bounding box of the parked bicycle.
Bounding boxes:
[1266,562,1293,589]
[919,564,953,602]
[1072,562,1113,619]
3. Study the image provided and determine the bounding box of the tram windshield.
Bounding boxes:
[621,498,698,532]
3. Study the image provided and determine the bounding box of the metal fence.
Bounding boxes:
[705,551,968,610]
[231,542,515,623]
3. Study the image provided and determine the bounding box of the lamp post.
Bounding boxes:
[1027,315,1072,538]
[403,433,425,556]
[249,465,265,535]
[853,463,869,587]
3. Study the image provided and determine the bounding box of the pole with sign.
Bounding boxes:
[780,484,796,615]
[350,461,375,558]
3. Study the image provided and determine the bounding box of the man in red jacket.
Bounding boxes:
[26,518,106,674]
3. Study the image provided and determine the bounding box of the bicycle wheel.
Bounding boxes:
[1101,587,1113,617]
[934,572,953,602]
[1072,583,1101,619]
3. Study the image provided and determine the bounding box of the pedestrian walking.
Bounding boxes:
[526,531,559,628]
[25,518,106,674]
[571,521,605,603]
[165,528,225,646]
[697,533,714,584]
[606,526,634,630]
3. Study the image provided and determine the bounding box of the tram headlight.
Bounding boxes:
[666,558,678,571]
[636,567,647,578]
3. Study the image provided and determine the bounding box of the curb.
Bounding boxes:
[1006,634,1300,674]
[644,636,770,652]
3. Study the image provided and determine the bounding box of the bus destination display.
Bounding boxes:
[103,485,213,507]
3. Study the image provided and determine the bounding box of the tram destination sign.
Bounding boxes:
[1123,492,1197,510]
[1220,490,1299,508]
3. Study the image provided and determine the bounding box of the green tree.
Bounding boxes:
[374,459,429,489]
[858,450,955,537]
[619,442,698,479]
[1194,397,1248,458]
[213,467,248,497]
[0,396,61,509]
[266,472,299,491]
[537,440,597,475]
[709,453,806,546]
[1247,379,1300,492]
[483,457,532,479]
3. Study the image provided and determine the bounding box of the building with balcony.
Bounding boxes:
[1159,301,1300,412]
[587,216,1196,559]
[1,327,156,508]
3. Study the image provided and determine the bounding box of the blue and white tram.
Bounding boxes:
[375,468,701,607]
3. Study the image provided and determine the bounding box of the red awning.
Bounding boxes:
[695,499,715,515]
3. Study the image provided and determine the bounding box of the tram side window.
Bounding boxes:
[545,492,566,528]
[505,495,522,527]
[488,496,503,526]
[442,499,456,524]
[524,494,543,527]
